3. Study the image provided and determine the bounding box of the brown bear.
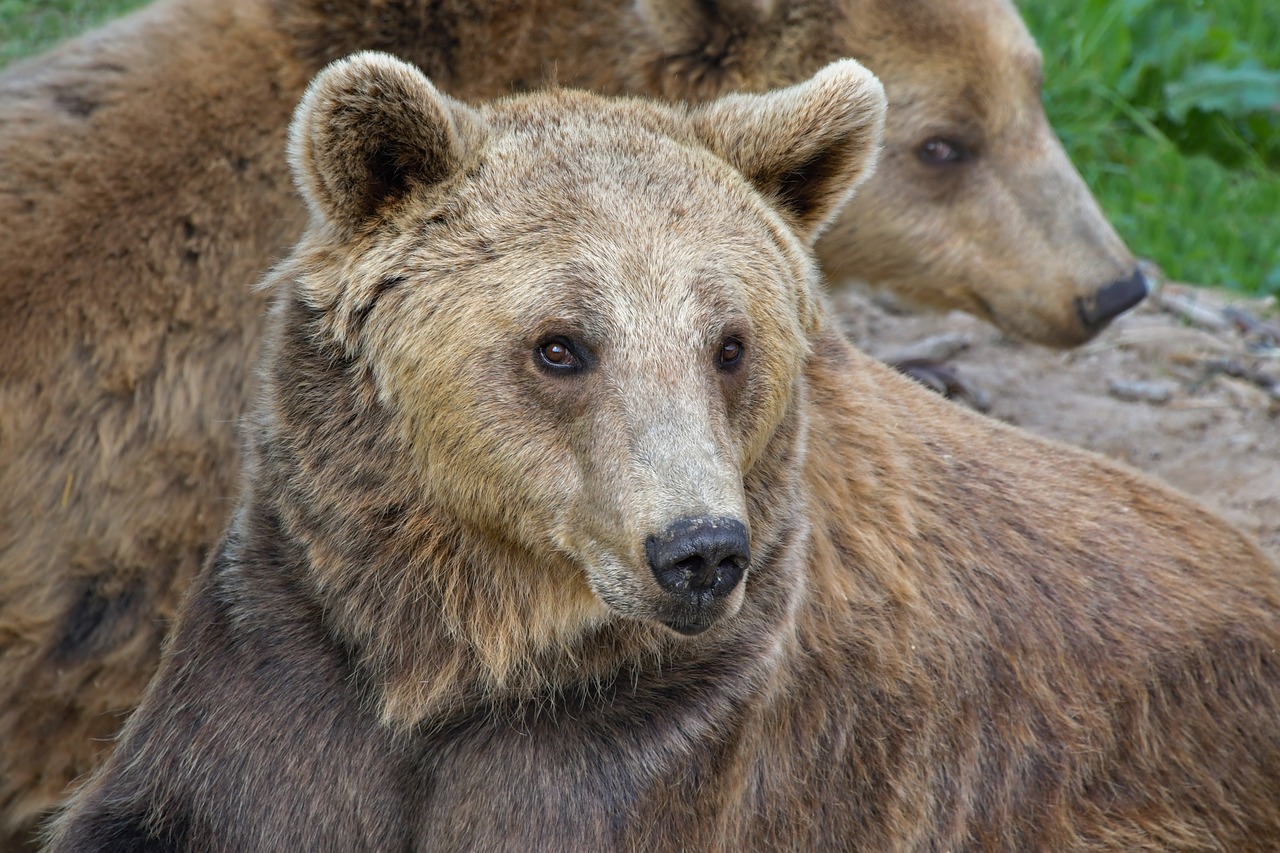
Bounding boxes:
[44,53,1280,852]
[0,0,1146,841]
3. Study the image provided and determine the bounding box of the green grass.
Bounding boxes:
[1021,0,1280,295]
[4,0,1278,295]
[0,0,149,66]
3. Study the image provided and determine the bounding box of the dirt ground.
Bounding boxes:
[831,271,1280,564]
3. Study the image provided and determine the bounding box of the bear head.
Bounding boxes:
[633,0,1148,346]
[268,51,884,720]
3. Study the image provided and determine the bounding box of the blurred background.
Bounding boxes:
[2,0,1277,297]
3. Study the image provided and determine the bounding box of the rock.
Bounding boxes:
[1107,379,1177,404]
[1157,291,1232,332]
[877,332,972,365]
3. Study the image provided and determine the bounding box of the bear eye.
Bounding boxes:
[718,337,745,370]
[917,137,969,166]
[536,337,583,373]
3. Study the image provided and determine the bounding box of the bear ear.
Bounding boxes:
[689,59,887,244]
[288,51,486,231]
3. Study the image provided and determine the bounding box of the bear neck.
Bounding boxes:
[240,293,814,729]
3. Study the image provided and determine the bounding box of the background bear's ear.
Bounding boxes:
[288,51,486,232]
[690,59,887,244]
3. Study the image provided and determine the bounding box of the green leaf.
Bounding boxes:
[1164,63,1280,123]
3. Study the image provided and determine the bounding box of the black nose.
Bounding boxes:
[646,516,750,600]
[1075,267,1149,330]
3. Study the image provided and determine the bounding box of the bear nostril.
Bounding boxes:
[672,555,709,588]
[671,554,743,593]
[646,517,750,601]
[1075,268,1150,330]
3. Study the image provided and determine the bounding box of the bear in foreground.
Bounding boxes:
[0,0,1150,837]
[46,53,1280,851]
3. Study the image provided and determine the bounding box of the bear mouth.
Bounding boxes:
[661,617,715,636]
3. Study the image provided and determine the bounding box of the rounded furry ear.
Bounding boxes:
[690,59,887,243]
[288,51,484,231]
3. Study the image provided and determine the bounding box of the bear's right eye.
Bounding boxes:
[718,337,745,370]
[917,137,970,166]
[536,338,584,373]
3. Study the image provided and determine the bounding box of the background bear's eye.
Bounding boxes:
[917,137,969,165]
[718,337,744,369]
[537,338,581,372]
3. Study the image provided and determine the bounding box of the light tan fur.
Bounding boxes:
[3,0,1140,840]
[43,55,1280,851]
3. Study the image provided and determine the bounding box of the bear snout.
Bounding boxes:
[645,517,750,632]
[1074,267,1150,331]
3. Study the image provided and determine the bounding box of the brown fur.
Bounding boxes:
[45,55,1280,852]
[2,0,1140,841]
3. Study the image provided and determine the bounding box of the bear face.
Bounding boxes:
[275,53,884,702]
[813,0,1144,345]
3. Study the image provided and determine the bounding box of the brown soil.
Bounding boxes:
[832,274,1280,564]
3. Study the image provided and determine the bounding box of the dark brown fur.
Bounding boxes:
[44,56,1280,852]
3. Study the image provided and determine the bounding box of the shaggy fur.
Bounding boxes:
[45,54,1280,852]
[2,0,1140,841]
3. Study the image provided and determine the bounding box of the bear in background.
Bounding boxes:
[47,53,1280,852]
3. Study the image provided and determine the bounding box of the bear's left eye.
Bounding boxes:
[718,337,745,370]
[536,337,584,373]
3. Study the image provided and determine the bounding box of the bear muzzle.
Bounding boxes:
[645,516,750,635]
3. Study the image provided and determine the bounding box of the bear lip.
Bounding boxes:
[660,617,714,637]
[656,588,738,636]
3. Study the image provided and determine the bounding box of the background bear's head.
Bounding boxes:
[632,0,1147,346]
[269,52,882,713]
